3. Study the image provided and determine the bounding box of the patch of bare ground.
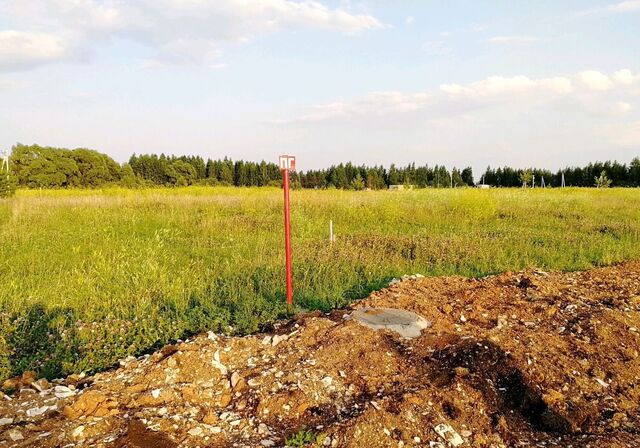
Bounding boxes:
[1,262,639,447]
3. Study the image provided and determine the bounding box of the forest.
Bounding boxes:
[3,143,640,190]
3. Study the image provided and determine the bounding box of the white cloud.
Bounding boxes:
[613,69,640,85]
[487,35,539,44]
[609,0,640,12]
[279,69,639,124]
[577,70,613,91]
[405,16,415,25]
[578,0,640,16]
[441,75,573,98]
[0,30,74,70]
[0,0,383,70]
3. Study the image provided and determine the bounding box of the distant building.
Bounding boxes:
[476,184,490,189]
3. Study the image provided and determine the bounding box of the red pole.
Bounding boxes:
[283,168,293,309]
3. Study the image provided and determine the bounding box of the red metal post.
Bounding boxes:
[282,168,293,308]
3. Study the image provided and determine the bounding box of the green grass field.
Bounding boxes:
[1,187,639,381]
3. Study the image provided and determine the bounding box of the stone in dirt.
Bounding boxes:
[8,429,23,441]
[434,423,464,447]
[63,391,118,419]
[351,307,432,338]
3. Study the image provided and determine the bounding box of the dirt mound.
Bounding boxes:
[1,263,639,447]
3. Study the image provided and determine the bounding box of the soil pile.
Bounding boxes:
[1,262,639,447]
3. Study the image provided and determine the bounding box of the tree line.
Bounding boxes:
[2,144,639,195]
[481,159,640,187]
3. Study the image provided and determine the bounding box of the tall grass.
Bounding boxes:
[1,187,639,380]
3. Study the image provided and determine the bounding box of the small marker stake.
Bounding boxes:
[279,155,296,312]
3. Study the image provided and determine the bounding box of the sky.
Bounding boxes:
[0,0,639,175]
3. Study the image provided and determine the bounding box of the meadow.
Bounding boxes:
[1,186,639,382]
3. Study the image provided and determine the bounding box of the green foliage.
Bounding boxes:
[10,144,122,188]
[285,428,325,447]
[595,170,612,188]
[519,169,534,187]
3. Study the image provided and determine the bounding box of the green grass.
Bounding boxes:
[1,186,639,381]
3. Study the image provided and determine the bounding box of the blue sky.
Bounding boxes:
[0,1,639,174]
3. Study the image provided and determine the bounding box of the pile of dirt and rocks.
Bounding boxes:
[1,262,639,447]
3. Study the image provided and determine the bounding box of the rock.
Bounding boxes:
[351,308,432,339]
[152,388,162,399]
[203,412,218,425]
[0,417,14,426]
[257,423,269,435]
[27,405,55,417]
[8,429,24,441]
[119,355,136,366]
[460,430,472,438]
[322,376,333,387]
[2,377,19,392]
[434,423,464,447]
[213,350,228,375]
[21,370,37,385]
[72,425,85,440]
[167,357,177,368]
[63,391,118,419]
[188,426,204,437]
[260,440,276,447]
[219,393,232,407]
[595,378,609,388]
[231,371,241,388]
[31,378,51,392]
[261,336,272,345]
[323,437,331,446]
[54,385,76,398]
[272,334,288,347]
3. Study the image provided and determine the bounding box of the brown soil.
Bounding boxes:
[1,262,639,447]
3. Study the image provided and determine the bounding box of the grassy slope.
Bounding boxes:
[1,187,639,380]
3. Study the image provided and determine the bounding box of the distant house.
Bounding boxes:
[476,184,490,189]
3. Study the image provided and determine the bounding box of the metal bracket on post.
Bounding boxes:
[279,155,296,313]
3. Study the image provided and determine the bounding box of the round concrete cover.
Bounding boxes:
[351,308,432,339]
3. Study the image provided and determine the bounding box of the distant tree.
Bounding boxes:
[629,158,640,186]
[461,167,474,186]
[595,170,612,188]
[350,172,365,190]
[120,163,138,188]
[451,168,464,187]
[519,169,533,187]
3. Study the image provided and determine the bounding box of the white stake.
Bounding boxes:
[329,220,335,243]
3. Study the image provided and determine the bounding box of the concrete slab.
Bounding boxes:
[350,308,432,338]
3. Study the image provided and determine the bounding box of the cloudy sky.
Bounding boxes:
[1,1,639,173]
